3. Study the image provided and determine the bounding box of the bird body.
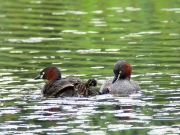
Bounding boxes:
[75,78,99,97]
[100,60,140,95]
[34,66,81,97]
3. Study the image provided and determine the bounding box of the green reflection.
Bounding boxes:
[0,0,180,134]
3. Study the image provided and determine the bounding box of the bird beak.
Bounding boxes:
[34,74,42,80]
[112,74,118,83]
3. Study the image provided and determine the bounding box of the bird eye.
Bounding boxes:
[42,72,45,75]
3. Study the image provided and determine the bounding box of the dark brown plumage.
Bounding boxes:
[34,66,81,97]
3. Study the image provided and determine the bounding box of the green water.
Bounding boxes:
[0,0,180,134]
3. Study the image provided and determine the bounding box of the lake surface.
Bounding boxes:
[0,0,180,134]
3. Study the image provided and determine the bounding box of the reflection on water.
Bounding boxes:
[0,0,180,134]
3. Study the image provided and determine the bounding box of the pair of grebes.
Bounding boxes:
[34,60,140,97]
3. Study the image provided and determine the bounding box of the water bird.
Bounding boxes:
[74,78,100,97]
[100,60,140,95]
[34,66,81,97]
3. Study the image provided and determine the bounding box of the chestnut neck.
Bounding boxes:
[44,67,61,82]
[119,62,132,80]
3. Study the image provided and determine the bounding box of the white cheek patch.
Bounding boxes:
[119,71,122,74]
[40,72,45,78]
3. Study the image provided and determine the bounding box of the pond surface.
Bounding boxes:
[0,0,180,134]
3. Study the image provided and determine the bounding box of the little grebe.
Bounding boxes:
[34,66,81,97]
[100,60,140,95]
[74,78,100,97]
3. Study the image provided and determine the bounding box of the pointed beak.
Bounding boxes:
[112,74,118,83]
[34,74,42,80]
